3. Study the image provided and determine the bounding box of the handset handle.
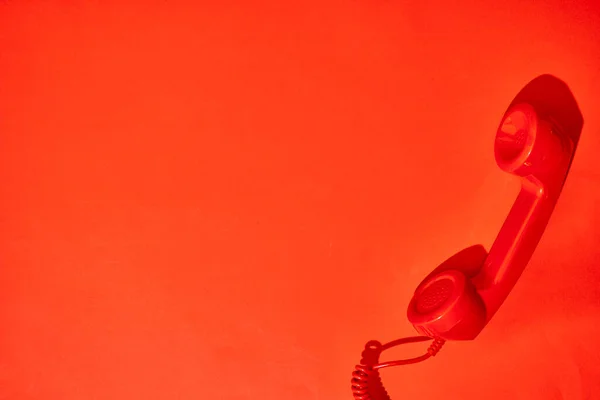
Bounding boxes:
[475,103,573,319]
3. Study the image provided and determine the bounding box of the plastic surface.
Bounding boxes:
[408,95,581,340]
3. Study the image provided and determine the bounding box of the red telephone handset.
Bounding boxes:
[351,76,582,400]
[407,102,575,340]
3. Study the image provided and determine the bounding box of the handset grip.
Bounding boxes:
[407,103,574,340]
[475,103,572,319]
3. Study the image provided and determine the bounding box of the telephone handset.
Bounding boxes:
[408,102,574,340]
[351,82,580,400]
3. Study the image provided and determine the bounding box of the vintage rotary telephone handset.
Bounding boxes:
[351,76,582,400]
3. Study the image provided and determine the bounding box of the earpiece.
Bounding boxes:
[407,103,574,340]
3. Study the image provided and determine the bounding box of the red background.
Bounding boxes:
[1,1,600,399]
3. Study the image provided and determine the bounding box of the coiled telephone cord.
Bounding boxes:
[351,336,445,400]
